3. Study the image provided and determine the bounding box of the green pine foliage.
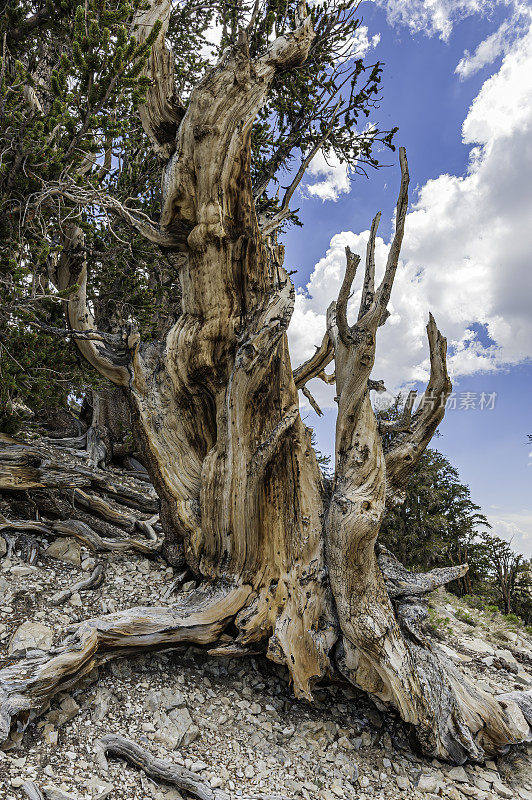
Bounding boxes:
[0,0,177,428]
[378,396,532,623]
[379,445,490,572]
[1,0,396,431]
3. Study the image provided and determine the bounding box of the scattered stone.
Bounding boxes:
[464,639,495,655]
[10,565,37,576]
[448,766,469,783]
[459,786,488,799]
[445,788,464,800]
[492,781,513,799]
[46,538,82,566]
[43,726,58,746]
[8,621,53,654]
[417,775,439,793]
[92,687,114,723]
[69,592,82,607]
[1,492,531,800]
[84,776,114,799]
[162,690,186,711]
[43,786,77,800]
[60,696,80,721]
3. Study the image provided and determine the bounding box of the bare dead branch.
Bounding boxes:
[368,379,386,393]
[37,186,184,247]
[336,246,360,345]
[22,782,45,800]
[51,225,131,386]
[51,564,105,606]
[378,389,417,434]
[0,585,251,745]
[358,211,381,320]
[133,0,186,159]
[373,147,409,315]
[260,102,342,237]
[293,331,334,389]
[377,546,468,598]
[302,386,323,416]
[385,314,452,504]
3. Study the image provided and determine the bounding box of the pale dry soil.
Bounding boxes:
[1,534,532,800]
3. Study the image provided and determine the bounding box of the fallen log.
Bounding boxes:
[0,518,161,555]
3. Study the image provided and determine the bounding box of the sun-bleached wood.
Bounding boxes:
[2,0,531,764]
[0,585,250,744]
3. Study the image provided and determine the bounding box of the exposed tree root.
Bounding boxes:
[96,733,228,800]
[0,584,250,746]
[0,436,158,513]
[0,518,161,555]
[96,734,292,800]
[1,437,532,763]
[51,564,105,605]
[335,547,532,762]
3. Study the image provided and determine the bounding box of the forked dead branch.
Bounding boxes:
[1,0,531,767]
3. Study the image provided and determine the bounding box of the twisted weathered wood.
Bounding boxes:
[96,734,227,800]
[51,564,105,606]
[0,585,250,745]
[324,149,531,762]
[52,226,130,387]
[133,0,185,160]
[293,332,334,390]
[121,5,336,698]
[3,0,530,766]
[0,518,161,555]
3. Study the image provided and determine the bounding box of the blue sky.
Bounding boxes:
[283,0,532,556]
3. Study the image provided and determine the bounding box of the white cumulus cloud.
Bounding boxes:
[304,150,351,202]
[374,0,499,41]
[350,24,381,57]
[373,0,532,80]
[289,22,532,406]
[487,510,532,557]
[455,5,532,78]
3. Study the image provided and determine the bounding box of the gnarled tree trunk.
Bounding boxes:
[2,0,531,765]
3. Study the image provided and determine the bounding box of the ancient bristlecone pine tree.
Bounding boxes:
[1,0,531,764]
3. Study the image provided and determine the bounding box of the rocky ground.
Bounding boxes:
[1,442,532,800]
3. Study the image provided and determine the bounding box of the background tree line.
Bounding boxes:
[376,398,532,626]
